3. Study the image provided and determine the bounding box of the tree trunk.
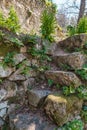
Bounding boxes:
[77,0,86,23]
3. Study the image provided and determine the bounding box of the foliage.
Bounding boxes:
[76,85,87,100]
[0,7,20,33]
[61,119,84,130]
[3,52,16,67]
[67,25,76,36]
[77,16,87,34]
[48,79,54,87]
[67,16,87,36]
[0,31,5,41]
[40,4,57,42]
[21,34,40,45]
[0,10,5,27]
[10,37,23,47]
[81,110,87,123]
[63,86,75,96]
[75,68,87,80]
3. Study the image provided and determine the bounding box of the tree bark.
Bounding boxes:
[77,0,86,23]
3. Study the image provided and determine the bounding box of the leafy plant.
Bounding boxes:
[10,37,23,47]
[75,68,87,80]
[21,34,40,45]
[5,6,20,32]
[67,25,76,36]
[3,52,16,66]
[77,85,87,100]
[0,10,5,27]
[81,110,87,123]
[63,86,75,96]
[48,79,54,87]
[62,119,84,130]
[40,5,57,42]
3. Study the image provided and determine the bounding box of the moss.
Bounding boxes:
[0,44,19,56]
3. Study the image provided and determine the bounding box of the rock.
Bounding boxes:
[45,71,82,88]
[22,78,35,91]
[0,80,17,100]
[0,89,7,101]
[0,65,14,78]
[9,113,57,130]
[13,53,26,65]
[31,59,39,67]
[0,119,4,127]
[9,68,26,81]
[28,89,51,107]
[0,101,8,118]
[53,52,86,69]
[46,43,57,55]
[9,66,37,81]
[58,34,87,51]
[44,95,83,126]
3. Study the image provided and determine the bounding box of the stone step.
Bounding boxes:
[45,71,82,88]
[58,34,87,51]
[53,52,86,70]
[9,113,57,130]
[28,89,52,107]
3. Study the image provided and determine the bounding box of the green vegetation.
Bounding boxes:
[3,52,16,67]
[0,6,20,33]
[40,3,57,42]
[61,119,84,130]
[75,68,87,80]
[67,16,87,36]
[63,86,75,96]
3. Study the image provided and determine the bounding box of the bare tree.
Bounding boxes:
[77,0,86,23]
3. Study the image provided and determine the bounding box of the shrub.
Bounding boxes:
[77,16,87,33]
[40,3,57,42]
[0,7,20,33]
[5,6,20,33]
[67,16,87,36]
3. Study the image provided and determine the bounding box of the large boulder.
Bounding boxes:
[44,95,83,126]
[58,34,87,51]
[45,71,82,88]
[53,52,86,70]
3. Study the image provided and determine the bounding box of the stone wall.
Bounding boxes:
[0,0,45,33]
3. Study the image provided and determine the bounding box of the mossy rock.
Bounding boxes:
[44,94,83,126]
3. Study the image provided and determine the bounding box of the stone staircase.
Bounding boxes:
[0,34,87,130]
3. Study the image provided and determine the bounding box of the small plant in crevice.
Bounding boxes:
[81,110,87,123]
[3,52,16,67]
[61,119,84,130]
[75,68,87,80]
[62,86,75,96]
[48,79,54,87]
[76,85,87,100]
[9,37,23,47]
[59,63,71,70]
[21,34,40,45]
